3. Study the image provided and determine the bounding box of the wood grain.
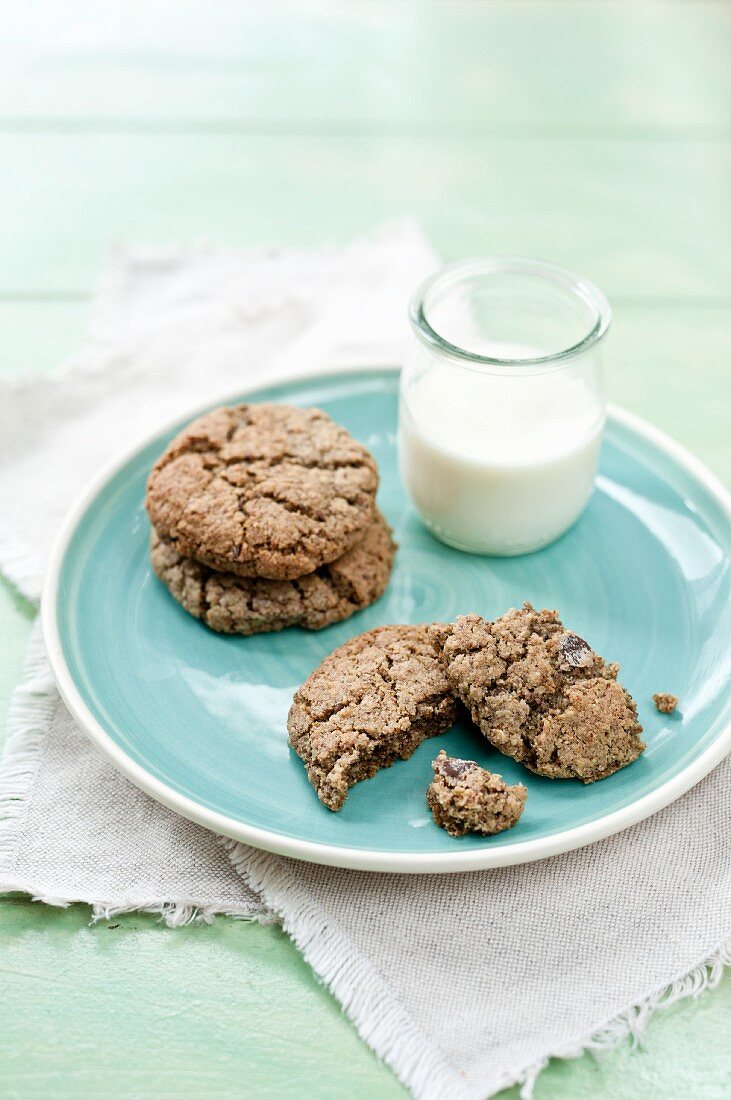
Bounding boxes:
[1,2,729,1098]
[1,133,729,297]
[2,2,729,131]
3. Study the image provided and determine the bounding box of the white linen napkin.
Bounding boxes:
[0,223,728,1099]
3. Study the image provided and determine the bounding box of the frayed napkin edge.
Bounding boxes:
[0,619,274,928]
[516,936,731,1099]
[222,838,731,1100]
[2,626,729,1093]
[0,883,274,929]
[222,838,473,1100]
[0,619,55,875]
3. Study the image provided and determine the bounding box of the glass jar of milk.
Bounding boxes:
[398,258,610,556]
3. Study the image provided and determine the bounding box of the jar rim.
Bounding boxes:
[409,257,612,369]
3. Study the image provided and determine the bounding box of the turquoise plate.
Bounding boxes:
[43,368,731,872]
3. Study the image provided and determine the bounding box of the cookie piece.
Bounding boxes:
[427,750,527,837]
[150,509,396,635]
[146,404,379,579]
[653,692,678,714]
[288,625,457,810]
[430,604,645,783]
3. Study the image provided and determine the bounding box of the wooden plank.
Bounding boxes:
[1,893,727,1100]
[0,899,407,1099]
[0,132,728,297]
[607,304,731,482]
[0,579,33,731]
[2,1,729,132]
[0,299,728,484]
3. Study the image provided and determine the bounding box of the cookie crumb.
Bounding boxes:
[653,692,678,714]
[426,750,526,837]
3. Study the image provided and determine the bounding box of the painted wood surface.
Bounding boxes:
[1,2,729,1097]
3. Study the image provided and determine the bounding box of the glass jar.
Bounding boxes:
[398,258,610,556]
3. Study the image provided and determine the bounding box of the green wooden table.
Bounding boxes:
[2,3,730,1096]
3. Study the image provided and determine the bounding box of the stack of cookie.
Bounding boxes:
[145,403,396,635]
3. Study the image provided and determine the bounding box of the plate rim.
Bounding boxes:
[41,363,731,873]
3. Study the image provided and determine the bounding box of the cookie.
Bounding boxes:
[150,509,396,635]
[427,750,527,837]
[288,624,457,810]
[430,604,645,783]
[146,404,379,580]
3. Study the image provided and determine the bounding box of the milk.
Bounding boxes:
[398,353,604,555]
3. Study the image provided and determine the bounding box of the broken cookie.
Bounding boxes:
[427,750,527,837]
[430,604,645,783]
[288,624,456,810]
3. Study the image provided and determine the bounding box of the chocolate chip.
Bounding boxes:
[436,755,477,780]
[557,633,594,668]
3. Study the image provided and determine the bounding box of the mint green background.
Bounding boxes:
[1,2,730,1097]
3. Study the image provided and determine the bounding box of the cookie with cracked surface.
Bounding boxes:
[288,624,457,811]
[150,509,396,635]
[429,604,645,783]
[427,750,527,837]
[146,404,379,580]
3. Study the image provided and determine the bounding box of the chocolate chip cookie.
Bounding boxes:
[430,604,645,783]
[288,624,457,810]
[427,750,527,836]
[146,404,379,580]
[150,509,396,635]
